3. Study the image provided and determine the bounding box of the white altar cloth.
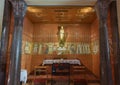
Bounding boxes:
[42,59,81,65]
[20,69,27,83]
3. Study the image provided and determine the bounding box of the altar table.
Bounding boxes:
[42,59,81,65]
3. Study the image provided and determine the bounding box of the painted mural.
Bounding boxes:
[22,41,96,55]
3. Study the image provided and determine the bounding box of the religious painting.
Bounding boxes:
[86,43,91,54]
[47,43,53,54]
[64,43,70,54]
[81,43,85,54]
[42,43,49,54]
[38,43,60,54]
[33,42,39,54]
[76,43,82,54]
[82,43,91,54]
[69,43,76,54]
[38,43,43,54]
[52,43,58,54]
[91,40,99,54]
[24,41,33,54]
[28,42,93,55]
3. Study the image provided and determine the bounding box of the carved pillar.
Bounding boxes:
[7,0,27,85]
[95,0,113,85]
[110,1,120,85]
[0,0,11,85]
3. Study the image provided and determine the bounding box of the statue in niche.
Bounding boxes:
[57,25,67,48]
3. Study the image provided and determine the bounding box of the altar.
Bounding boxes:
[42,59,81,65]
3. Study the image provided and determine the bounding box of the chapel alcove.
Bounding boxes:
[1,0,118,85]
[17,6,101,85]
[7,6,102,85]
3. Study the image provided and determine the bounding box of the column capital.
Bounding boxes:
[9,0,27,18]
[95,0,111,22]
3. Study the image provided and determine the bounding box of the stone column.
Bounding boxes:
[110,1,120,85]
[0,0,11,85]
[7,0,27,85]
[95,0,113,85]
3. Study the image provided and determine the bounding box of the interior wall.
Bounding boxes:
[91,18,100,77]
[33,24,91,42]
[8,14,34,74]
[8,15,99,77]
[21,17,33,74]
[90,11,114,78]
[31,23,93,72]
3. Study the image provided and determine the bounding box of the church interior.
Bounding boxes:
[1,0,119,85]
[8,6,111,85]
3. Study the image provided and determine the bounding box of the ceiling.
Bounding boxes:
[26,6,96,24]
[25,0,97,6]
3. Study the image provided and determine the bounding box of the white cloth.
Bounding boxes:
[42,59,81,65]
[20,69,27,83]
